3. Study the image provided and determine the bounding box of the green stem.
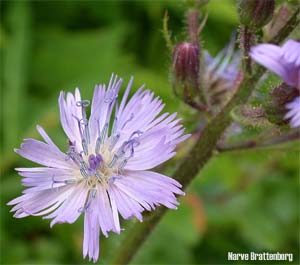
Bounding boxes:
[112,7,299,264]
[112,70,256,265]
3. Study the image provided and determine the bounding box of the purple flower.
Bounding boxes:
[250,40,300,128]
[285,96,300,128]
[204,38,240,109]
[250,40,300,89]
[8,74,189,262]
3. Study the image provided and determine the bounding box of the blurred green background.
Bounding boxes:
[0,1,299,264]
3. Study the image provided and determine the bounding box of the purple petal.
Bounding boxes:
[107,185,143,221]
[8,185,75,218]
[250,44,287,79]
[285,97,300,128]
[250,40,300,89]
[83,202,100,262]
[96,185,118,236]
[108,170,184,218]
[58,89,83,151]
[15,139,73,169]
[45,182,88,227]
[282,40,300,66]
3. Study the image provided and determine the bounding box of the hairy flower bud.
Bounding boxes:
[265,83,299,125]
[172,42,199,98]
[265,4,291,40]
[238,0,275,30]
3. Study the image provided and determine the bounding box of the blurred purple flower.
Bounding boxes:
[250,40,300,89]
[250,40,300,128]
[8,74,189,262]
[285,96,300,128]
[204,37,240,109]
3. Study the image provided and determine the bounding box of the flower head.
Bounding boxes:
[8,74,189,262]
[203,38,240,110]
[250,40,300,128]
[250,40,300,89]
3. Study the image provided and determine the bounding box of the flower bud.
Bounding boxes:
[172,42,199,98]
[265,4,291,40]
[238,0,275,30]
[265,83,299,125]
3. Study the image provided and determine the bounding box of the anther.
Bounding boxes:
[78,188,97,213]
[73,115,83,139]
[75,100,91,147]
[108,175,122,184]
[76,100,90,108]
[95,171,102,180]
[111,116,118,136]
[109,134,120,151]
[118,159,128,171]
[52,176,77,190]
[108,154,119,168]
[80,118,90,145]
[129,130,143,140]
[95,122,109,154]
[82,138,88,156]
[121,113,134,129]
[101,123,109,143]
[95,137,101,154]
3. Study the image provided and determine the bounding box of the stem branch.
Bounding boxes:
[217,130,300,152]
[111,7,299,264]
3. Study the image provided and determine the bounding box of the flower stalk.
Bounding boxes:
[111,7,299,263]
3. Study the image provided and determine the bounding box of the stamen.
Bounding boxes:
[108,154,119,168]
[76,100,91,149]
[81,138,89,156]
[95,137,101,154]
[121,113,134,129]
[109,138,139,168]
[73,115,83,139]
[78,188,97,213]
[111,116,118,136]
[122,138,140,158]
[80,167,89,178]
[118,159,128,171]
[95,122,109,154]
[108,175,122,184]
[101,123,109,143]
[129,130,143,140]
[67,147,81,166]
[109,133,120,151]
[95,171,102,180]
[76,100,90,108]
[73,115,89,154]
[111,100,119,135]
[80,118,90,145]
[51,176,77,190]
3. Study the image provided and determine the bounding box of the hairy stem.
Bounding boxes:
[111,7,299,264]
[112,70,254,265]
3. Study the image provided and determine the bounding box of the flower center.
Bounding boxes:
[64,94,143,190]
